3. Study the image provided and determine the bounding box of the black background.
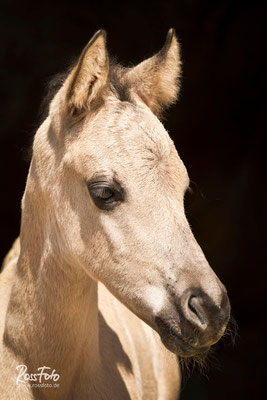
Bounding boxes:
[1,1,266,399]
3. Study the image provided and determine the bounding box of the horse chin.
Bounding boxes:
[155,316,210,359]
[161,334,210,359]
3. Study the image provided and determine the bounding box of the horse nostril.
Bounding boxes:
[188,296,207,328]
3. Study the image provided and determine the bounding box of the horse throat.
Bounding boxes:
[3,184,101,398]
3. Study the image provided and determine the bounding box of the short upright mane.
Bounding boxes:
[39,70,69,122]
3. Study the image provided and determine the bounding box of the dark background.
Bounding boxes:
[1,0,266,399]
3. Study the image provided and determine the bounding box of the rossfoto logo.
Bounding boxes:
[16,365,60,388]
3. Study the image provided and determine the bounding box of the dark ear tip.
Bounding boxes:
[99,29,107,42]
[158,28,177,58]
[88,29,107,47]
[167,28,176,39]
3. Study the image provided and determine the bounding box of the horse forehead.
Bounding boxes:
[67,101,185,183]
[88,101,172,158]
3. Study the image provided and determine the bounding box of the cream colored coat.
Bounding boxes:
[0,29,229,400]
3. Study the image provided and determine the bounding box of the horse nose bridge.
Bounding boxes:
[162,216,226,304]
[175,218,204,257]
[164,215,199,258]
[169,227,227,307]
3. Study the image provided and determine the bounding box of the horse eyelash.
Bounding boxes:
[186,186,194,195]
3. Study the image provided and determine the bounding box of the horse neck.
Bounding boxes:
[4,170,101,396]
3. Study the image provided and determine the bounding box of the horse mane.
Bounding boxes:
[39,70,70,123]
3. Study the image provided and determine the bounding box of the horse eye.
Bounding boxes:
[87,177,125,211]
[91,187,115,201]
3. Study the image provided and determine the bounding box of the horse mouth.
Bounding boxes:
[155,317,210,358]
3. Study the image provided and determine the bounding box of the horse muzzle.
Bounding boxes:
[155,287,230,357]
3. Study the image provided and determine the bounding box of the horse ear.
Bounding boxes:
[124,29,182,117]
[65,30,109,113]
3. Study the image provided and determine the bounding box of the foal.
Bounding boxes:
[0,29,230,399]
